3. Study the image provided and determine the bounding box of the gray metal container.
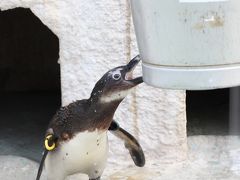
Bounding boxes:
[130,0,240,90]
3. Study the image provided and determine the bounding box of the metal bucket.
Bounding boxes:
[130,0,240,90]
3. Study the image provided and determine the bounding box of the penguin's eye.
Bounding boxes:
[112,73,121,80]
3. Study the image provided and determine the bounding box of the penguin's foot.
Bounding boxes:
[89,177,101,180]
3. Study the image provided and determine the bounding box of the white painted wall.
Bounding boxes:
[0,0,187,176]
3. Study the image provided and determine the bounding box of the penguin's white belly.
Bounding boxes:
[45,131,108,180]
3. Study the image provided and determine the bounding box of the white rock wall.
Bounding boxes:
[0,0,187,172]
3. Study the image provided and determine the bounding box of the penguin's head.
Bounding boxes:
[90,55,143,103]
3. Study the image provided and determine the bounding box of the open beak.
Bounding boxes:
[124,55,143,85]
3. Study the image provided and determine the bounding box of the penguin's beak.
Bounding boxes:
[123,55,143,85]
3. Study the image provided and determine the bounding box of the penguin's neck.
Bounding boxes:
[88,96,122,116]
[87,94,123,128]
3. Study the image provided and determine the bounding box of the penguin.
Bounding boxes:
[36,55,145,180]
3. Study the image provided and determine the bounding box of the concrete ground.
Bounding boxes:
[1,136,240,180]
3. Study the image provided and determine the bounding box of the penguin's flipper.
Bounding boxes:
[36,149,48,180]
[108,120,145,167]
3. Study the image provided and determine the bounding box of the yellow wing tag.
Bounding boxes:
[44,135,56,151]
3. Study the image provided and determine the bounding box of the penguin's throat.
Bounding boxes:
[99,89,132,104]
[87,89,132,127]
[90,99,122,116]
[87,101,121,130]
[89,88,132,105]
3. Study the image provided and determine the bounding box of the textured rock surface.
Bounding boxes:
[0,0,187,172]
